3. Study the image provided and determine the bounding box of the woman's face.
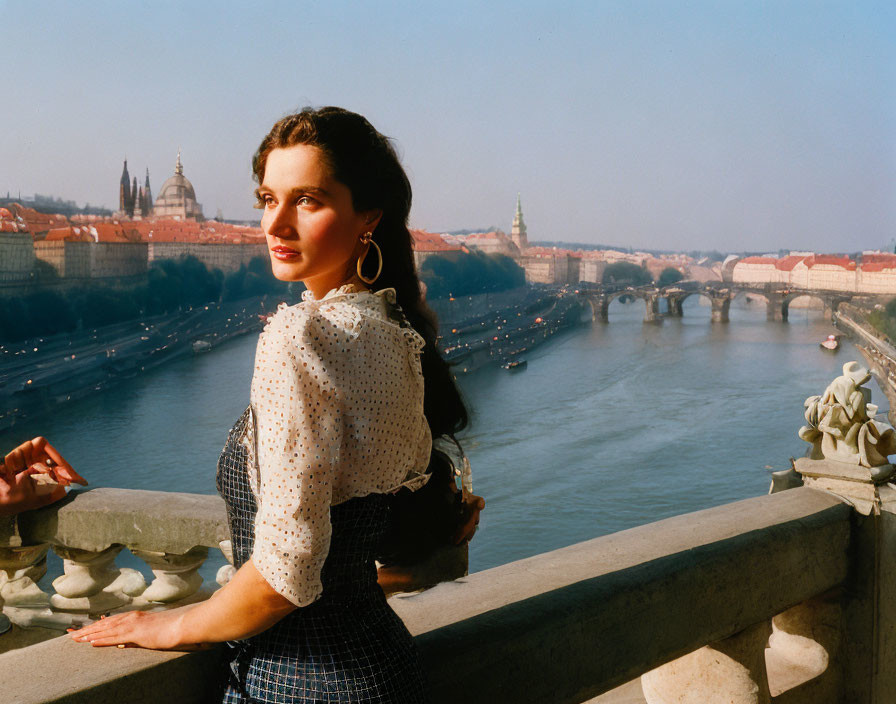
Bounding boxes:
[257,144,378,297]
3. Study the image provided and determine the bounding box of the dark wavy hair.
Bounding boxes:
[252,106,468,439]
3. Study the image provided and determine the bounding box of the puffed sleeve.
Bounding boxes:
[249,307,342,607]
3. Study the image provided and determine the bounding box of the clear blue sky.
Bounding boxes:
[1,0,893,253]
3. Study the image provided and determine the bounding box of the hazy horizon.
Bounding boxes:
[1,1,893,253]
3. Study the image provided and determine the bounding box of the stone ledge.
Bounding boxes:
[397,487,851,703]
[0,634,225,704]
[1,487,851,704]
[4,488,229,554]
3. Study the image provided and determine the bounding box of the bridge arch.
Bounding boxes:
[663,290,731,322]
[783,293,833,319]
[595,289,661,323]
[730,289,769,305]
[661,290,710,318]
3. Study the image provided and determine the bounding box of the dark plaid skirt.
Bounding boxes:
[216,407,427,703]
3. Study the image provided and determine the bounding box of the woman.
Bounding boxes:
[70,107,477,703]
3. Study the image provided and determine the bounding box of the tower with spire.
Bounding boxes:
[140,168,153,216]
[510,193,528,251]
[119,159,136,216]
[118,159,154,217]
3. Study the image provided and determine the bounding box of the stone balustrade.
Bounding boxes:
[7,457,896,703]
[4,481,884,704]
[0,488,231,630]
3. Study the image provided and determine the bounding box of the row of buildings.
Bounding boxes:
[729,254,896,295]
[0,204,266,286]
[412,195,708,287]
[414,198,896,296]
[1,155,261,287]
[4,156,895,296]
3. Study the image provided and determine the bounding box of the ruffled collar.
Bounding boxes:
[301,283,396,304]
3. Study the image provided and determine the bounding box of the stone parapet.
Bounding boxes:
[0,489,231,631]
[3,488,229,553]
[1,487,853,703]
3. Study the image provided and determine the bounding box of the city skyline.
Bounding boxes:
[1,1,893,253]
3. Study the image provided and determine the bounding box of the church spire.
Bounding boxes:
[510,192,528,251]
[120,159,133,215]
[142,168,153,216]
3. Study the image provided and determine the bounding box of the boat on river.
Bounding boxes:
[502,359,527,372]
[820,334,840,351]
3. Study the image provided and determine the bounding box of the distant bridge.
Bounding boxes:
[577,281,873,323]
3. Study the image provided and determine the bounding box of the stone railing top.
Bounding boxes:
[391,486,850,638]
[0,486,852,704]
[1,487,229,554]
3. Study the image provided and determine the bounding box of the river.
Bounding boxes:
[0,295,877,586]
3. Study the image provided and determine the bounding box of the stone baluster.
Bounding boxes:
[0,542,68,629]
[0,543,51,609]
[51,545,146,614]
[765,594,841,702]
[641,621,773,704]
[132,545,208,603]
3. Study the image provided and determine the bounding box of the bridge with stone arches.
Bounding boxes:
[577,281,874,323]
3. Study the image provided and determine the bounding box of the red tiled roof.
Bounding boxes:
[775,255,805,271]
[803,255,856,270]
[44,227,93,242]
[410,229,461,252]
[93,223,130,242]
[45,227,74,241]
[861,262,896,273]
[862,253,896,265]
[1,207,268,245]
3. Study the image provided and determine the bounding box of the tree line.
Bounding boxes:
[601,262,683,288]
[867,298,896,345]
[0,252,684,343]
[0,256,290,343]
[419,251,525,299]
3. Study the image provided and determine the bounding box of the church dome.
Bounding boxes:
[153,150,203,220]
[157,173,197,203]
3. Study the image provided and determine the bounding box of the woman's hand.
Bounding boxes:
[452,489,485,545]
[2,436,87,485]
[71,560,296,650]
[68,607,194,651]
[0,437,87,515]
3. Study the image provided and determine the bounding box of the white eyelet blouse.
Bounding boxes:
[243,283,433,607]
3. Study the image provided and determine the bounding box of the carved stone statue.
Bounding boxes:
[799,361,896,470]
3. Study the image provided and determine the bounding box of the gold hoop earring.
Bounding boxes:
[357,235,383,285]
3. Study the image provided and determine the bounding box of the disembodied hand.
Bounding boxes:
[0,437,87,515]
